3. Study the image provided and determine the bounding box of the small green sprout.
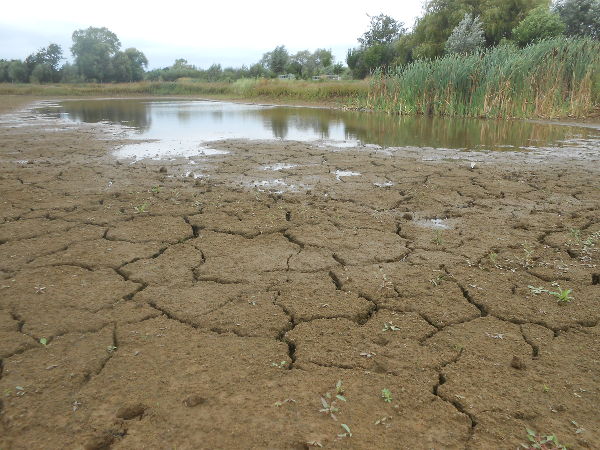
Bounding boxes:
[335,380,346,402]
[521,428,566,449]
[106,345,117,354]
[529,285,573,303]
[543,384,550,393]
[432,230,444,246]
[150,185,161,194]
[338,424,352,438]
[381,388,393,403]
[488,252,498,264]
[430,274,445,286]
[382,322,400,332]
[569,228,581,242]
[522,245,534,266]
[550,288,573,303]
[39,338,47,346]
[134,203,149,213]
[319,396,340,420]
[270,361,288,369]
[528,285,548,295]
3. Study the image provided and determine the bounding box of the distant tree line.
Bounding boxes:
[146,47,345,82]
[0,27,148,83]
[346,0,600,78]
[1,0,598,84]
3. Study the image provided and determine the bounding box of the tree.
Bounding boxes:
[29,64,54,84]
[71,27,121,82]
[554,0,600,39]
[512,6,565,46]
[313,48,333,68]
[410,0,548,59]
[348,13,405,78]
[358,14,405,47]
[206,63,222,81]
[446,14,486,54]
[8,60,27,83]
[24,44,63,82]
[268,46,289,75]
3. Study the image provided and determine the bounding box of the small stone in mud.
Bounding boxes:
[511,356,526,370]
[403,213,413,220]
[116,403,146,420]
[183,394,206,407]
[159,166,167,173]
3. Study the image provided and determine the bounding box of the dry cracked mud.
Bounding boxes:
[0,97,599,449]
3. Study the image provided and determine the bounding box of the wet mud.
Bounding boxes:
[0,98,599,449]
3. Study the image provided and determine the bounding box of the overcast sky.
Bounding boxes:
[0,0,425,69]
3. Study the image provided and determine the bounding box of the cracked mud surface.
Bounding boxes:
[0,97,599,449]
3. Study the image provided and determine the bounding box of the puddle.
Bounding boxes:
[33,99,600,161]
[335,170,361,181]
[414,218,452,229]
[115,141,228,160]
[261,163,298,171]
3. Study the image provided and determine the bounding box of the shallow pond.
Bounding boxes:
[36,98,600,159]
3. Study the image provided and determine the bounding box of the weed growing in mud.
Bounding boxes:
[381,388,393,403]
[522,245,534,267]
[382,322,400,332]
[337,424,352,438]
[488,252,498,265]
[528,285,573,303]
[106,345,117,353]
[270,360,288,369]
[39,338,47,346]
[432,230,444,246]
[521,428,566,449]
[430,274,445,286]
[335,380,346,402]
[319,396,341,420]
[319,381,347,420]
[582,231,600,251]
[569,228,582,243]
[134,202,149,213]
[550,288,573,303]
[150,185,161,194]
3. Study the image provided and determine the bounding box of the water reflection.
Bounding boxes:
[37,99,600,151]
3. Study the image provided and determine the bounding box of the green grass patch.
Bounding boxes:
[0,79,369,106]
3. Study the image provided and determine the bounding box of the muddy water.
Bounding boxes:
[36,98,600,159]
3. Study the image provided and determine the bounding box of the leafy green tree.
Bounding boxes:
[446,14,486,54]
[268,45,289,75]
[313,48,333,68]
[206,63,222,81]
[348,14,405,78]
[554,0,600,39]
[29,64,54,83]
[24,44,63,82]
[0,60,10,82]
[411,0,547,59]
[8,60,27,83]
[512,6,565,46]
[71,27,121,82]
[59,62,82,83]
[347,44,396,78]
[358,14,405,47]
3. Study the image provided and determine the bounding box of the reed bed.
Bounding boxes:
[366,38,600,118]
